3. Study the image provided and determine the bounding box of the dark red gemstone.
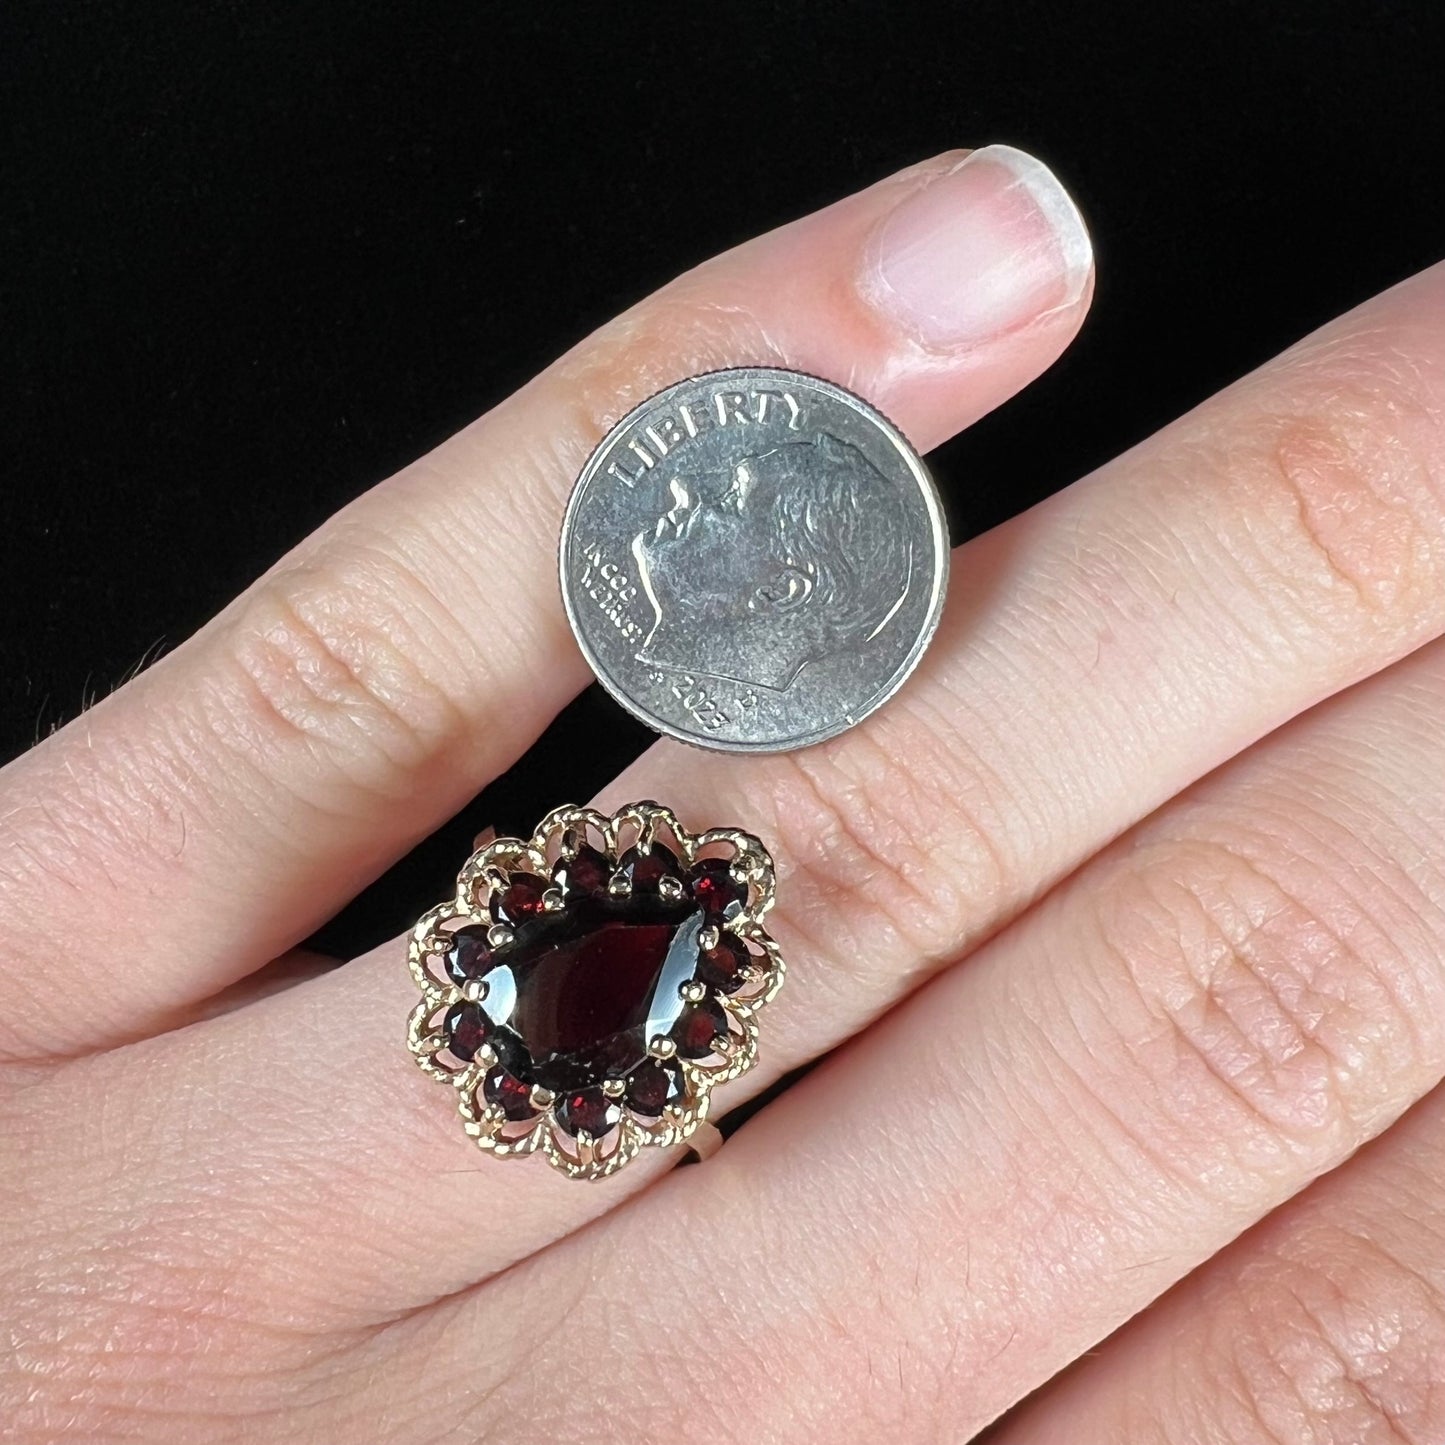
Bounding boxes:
[483,1067,536,1121]
[476,896,706,1094]
[626,1058,685,1118]
[442,924,493,985]
[673,994,729,1059]
[616,842,682,894]
[491,872,550,925]
[443,1000,490,1061]
[696,932,750,993]
[555,1087,621,1139]
[552,844,612,898]
[690,857,747,918]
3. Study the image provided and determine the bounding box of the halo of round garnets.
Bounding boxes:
[407,802,781,1180]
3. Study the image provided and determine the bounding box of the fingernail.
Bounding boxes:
[862,144,1092,351]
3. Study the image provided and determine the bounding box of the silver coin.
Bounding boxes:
[558,366,949,753]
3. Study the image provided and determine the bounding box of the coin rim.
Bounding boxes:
[558,365,950,753]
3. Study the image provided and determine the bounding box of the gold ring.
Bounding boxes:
[407,800,782,1181]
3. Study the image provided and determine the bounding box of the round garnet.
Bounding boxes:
[443,1000,490,1061]
[616,841,682,894]
[442,924,493,985]
[626,1058,686,1117]
[696,932,750,993]
[553,844,611,898]
[491,872,549,925]
[483,1067,536,1121]
[691,857,748,918]
[555,1088,621,1139]
[673,995,729,1059]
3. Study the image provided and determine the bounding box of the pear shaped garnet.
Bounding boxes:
[445,850,749,1137]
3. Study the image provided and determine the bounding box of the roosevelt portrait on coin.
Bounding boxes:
[631,432,915,692]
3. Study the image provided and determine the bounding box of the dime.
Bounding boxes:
[559,366,949,752]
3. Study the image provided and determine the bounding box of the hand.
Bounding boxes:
[5,143,1445,1443]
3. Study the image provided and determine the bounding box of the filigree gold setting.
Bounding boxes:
[407,801,781,1181]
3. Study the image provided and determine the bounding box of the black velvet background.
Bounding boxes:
[4,1,1444,959]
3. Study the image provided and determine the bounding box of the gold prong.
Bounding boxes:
[574,1130,596,1168]
[529,1084,554,1110]
[541,886,565,912]
[648,1035,678,1060]
[607,870,632,897]
[658,873,685,900]
[484,865,507,888]
[601,1078,626,1099]
[679,980,707,1003]
[461,978,488,1003]
[710,1032,733,1056]
[698,924,721,951]
[487,923,514,949]
[476,1042,498,1069]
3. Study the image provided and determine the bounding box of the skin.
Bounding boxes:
[4,148,1445,1442]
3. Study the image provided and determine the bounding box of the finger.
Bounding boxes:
[0,144,1093,1059]
[23,253,1445,1337]
[993,1086,1445,1443]
[189,948,338,1021]
[393,621,1445,1442]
